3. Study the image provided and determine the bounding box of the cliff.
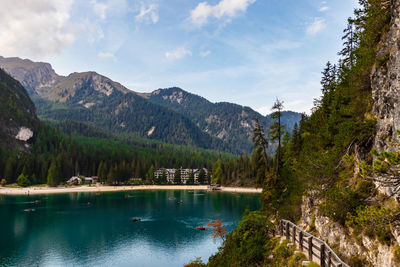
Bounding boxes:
[372,0,400,153]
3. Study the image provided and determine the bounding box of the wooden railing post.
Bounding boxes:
[286,222,290,240]
[299,231,303,251]
[328,250,332,267]
[292,226,296,243]
[320,243,326,267]
[278,220,348,267]
[308,237,313,261]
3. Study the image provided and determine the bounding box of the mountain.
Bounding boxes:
[0,58,232,152]
[0,57,301,153]
[147,87,303,152]
[0,68,39,151]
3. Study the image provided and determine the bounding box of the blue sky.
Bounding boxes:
[0,0,358,114]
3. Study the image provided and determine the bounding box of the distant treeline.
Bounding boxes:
[0,124,231,187]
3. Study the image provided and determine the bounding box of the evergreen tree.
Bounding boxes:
[187,170,195,185]
[252,118,269,186]
[160,168,167,184]
[17,173,31,187]
[269,98,285,175]
[4,156,16,183]
[146,165,155,184]
[212,160,223,184]
[174,168,182,184]
[198,168,206,185]
[47,160,60,187]
[97,161,107,183]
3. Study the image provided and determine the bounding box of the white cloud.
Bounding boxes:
[190,0,256,27]
[98,52,115,59]
[200,50,212,57]
[136,3,159,24]
[319,6,329,12]
[306,18,326,36]
[91,0,108,20]
[0,0,76,59]
[165,46,192,60]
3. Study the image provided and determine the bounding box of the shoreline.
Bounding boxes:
[0,185,262,195]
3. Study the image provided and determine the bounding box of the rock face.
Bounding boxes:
[299,196,398,267]
[372,0,400,153]
[15,127,33,141]
[0,68,38,151]
[0,56,58,96]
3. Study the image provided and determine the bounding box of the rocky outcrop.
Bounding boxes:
[299,196,398,267]
[372,0,400,153]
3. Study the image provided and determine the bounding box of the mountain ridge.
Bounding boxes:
[0,56,302,153]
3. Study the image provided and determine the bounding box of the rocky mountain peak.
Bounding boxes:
[0,56,58,95]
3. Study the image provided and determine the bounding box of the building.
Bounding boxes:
[154,168,208,184]
[67,176,82,185]
[84,176,99,184]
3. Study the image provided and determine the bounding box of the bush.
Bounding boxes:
[346,205,394,245]
[393,245,400,264]
[320,187,363,225]
[208,211,271,267]
[16,174,31,187]
[348,255,367,267]
[184,258,206,267]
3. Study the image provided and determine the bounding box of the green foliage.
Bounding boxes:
[187,170,195,185]
[269,98,285,174]
[184,257,206,267]
[174,168,182,184]
[320,186,365,225]
[47,160,60,187]
[346,205,394,244]
[212,160,223,184]
[146,165,155,184]
[197,168,206,185]
[208,211,271,267]
[393,245,400,264]
[16,174,31,187]
[348,255,368,267]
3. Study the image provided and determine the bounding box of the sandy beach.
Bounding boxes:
[0,185,262,195]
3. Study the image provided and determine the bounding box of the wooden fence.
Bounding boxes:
[279,220,349,267]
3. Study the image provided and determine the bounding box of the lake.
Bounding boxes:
[0,190,260,267]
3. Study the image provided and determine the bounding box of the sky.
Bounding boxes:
[0,0,359,114]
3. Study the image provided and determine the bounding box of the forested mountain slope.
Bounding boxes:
[0,69,229,186]
[0,58,301,153]
[147,87,301,152]
[0,58,233,152]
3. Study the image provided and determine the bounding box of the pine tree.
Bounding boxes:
[198,168,206,185]
[269,98,285,175]
[252,118,269,186]
[47,160,60,187]
[160,168,167,184]
[174,168,182,184]
[212,160,223,184]
[187,170,195,185]
[146,165,155,184]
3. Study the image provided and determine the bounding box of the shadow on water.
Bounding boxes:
[0,190,260,266]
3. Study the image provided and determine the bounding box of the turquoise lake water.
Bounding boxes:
[0,190,260,267]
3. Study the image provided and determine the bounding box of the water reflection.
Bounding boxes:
[0,190,260,266]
